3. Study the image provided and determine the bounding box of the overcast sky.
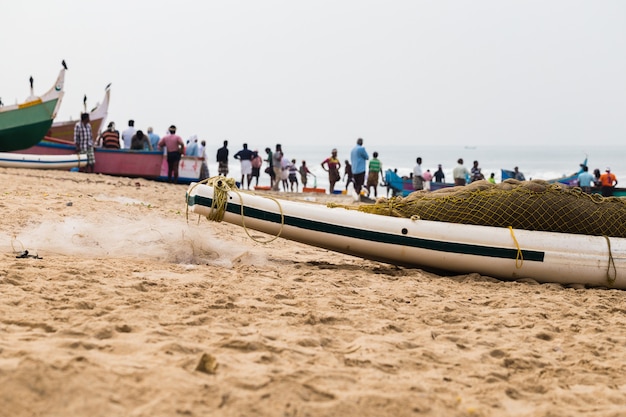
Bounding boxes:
[4,0,625,147]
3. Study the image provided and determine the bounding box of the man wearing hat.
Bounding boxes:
[600,167,618,197]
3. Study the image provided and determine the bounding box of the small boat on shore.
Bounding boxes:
[0,152,86,169]
[48,84,111,141]
[186,177,626,289]
[0,62,67,152]
[16,136,202,182]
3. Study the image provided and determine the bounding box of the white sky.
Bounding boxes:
[4,0,625,147]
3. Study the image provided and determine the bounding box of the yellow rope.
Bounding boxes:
[508,226,524,269]
[239,193,285,244]
[603,235,617,286]
[187,176,286,244]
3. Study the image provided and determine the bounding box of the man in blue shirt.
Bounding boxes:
[350,137,369,196]
[577,165,595,193]
[147,127,160,151]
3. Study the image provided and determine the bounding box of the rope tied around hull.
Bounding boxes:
[187,176,286,244]
[603,236,617,286]
[508,226,524,269]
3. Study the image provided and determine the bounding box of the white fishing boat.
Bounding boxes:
[0,152,86,169]
[186,178,626,289]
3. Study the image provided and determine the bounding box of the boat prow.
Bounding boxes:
[0,62,67,152]
[49,83,111,141]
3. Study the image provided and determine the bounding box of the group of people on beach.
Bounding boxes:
[75,119,620,196]
[74,117,209,183]
[216,140,316,192]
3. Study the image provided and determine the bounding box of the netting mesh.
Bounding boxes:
[356,179,626,238]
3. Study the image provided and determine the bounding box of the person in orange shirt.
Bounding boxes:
[599,167,618,197]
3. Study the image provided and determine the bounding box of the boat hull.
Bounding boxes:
[17,137,202,182]
[0,65,66,152]
[186,181,626,289]
[0,152,86,169]
[0,99,60,152]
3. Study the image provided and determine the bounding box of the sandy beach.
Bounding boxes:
[1,167,625,417]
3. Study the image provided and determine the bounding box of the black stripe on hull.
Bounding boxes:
[188,194,545,262]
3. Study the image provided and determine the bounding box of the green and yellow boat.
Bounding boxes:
[0,61,66,152]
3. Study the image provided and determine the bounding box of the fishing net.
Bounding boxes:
[355,179,626,238]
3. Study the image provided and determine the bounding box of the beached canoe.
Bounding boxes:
[0,152,86,169]
[48,84,111,141]
[186,178,626,289]
[0,62,66,152]
[17,136,202,183]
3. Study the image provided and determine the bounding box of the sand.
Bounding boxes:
[1,167,625,417]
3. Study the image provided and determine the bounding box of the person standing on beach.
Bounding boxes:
[434,164,445,183]
[366,151,383,197]
[198,140,209,180]
[250,150,263,187]
[470,160,484,182]
[98,121,120,149]
[265,147,275,188]
[217,140,229,176]
[350,138,369,195]
[157,125,185,183]
[422,169,433,191]
[488,172,496,184]
[147,127,160,151]
[453,158,469,186]
[74,112,95,173]
[288,159,299,192]
[343,160,354,191]
[185,136,198,156]
[234,143,254,190]
[299,160,313,188]
[280,153,291,191]
[271,144,283,191]
[131,130,153,150]
[321,149,341,193]
[577,165,594,193]
[513,166,525,181]
[412,157,424,191]
[121,119,135,149]
[600,167,618,197]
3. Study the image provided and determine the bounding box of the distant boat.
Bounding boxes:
[48,83,111,141]
[0,62,67,152]
[464,146,477,150]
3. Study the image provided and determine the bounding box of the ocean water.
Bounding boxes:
[205,144,624,193]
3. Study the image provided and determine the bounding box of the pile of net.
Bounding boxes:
[355,179,626,238]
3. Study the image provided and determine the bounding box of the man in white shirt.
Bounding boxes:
[453,158,470,186]
[412,157,424,190]
[121,120,136,149]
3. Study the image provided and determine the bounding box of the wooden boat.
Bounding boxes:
[17,136,201,182]
[0,62,67,152]
[48,84,111,141]
[186,179,626,289]
[0,152,86,169]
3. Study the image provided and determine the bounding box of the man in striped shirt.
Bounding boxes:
[74,113,95,173]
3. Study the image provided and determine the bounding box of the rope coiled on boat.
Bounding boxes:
[187,176,286,244]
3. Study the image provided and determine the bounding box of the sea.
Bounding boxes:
[205,144,624,193]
